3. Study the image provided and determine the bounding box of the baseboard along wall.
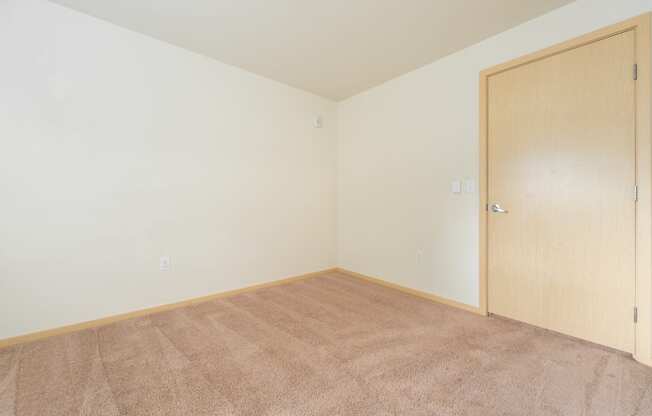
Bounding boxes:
[0,267,482,348]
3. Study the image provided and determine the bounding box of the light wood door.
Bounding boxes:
[487,31,636,352]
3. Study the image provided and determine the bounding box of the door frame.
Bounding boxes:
[479,13,652,365]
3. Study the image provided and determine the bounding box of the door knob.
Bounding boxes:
[490,203,508,213]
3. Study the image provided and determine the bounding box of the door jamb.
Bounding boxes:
[478,13,652,366]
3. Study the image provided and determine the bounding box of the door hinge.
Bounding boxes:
[634,307,638,324]
[634,63,638,80]
[634,185,639,202]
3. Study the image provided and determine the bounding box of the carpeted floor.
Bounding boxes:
[1,271,652,416]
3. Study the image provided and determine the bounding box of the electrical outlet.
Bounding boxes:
[416,249,423,264]
[159,256,171,271]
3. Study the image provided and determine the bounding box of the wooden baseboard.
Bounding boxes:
[334,268,485,315]
[0,268,336,349]
[1,266,483,349]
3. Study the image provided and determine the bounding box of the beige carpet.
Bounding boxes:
[1,271,652,416]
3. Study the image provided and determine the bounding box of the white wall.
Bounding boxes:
[337,0,652,308]
[3,0,651,341]
[0,0,337,339]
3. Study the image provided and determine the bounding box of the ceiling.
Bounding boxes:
[49,0,573,100]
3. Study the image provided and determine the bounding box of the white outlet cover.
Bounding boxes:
[159,256,171,271]
[416,250,424,263]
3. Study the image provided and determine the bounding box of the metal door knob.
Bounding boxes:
[490,203,508,213]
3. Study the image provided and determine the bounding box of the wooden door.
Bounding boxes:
[487,31,636,352]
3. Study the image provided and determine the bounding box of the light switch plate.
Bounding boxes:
[451,180,462,194]
[463,179,475,194]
